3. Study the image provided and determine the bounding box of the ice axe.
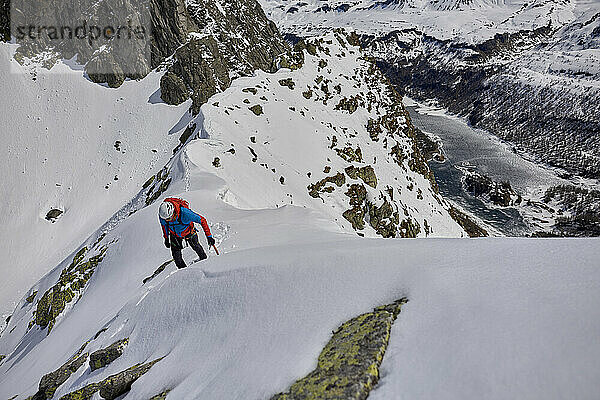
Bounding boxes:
[212,244,220,255]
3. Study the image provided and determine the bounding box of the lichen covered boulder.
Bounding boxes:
[30,343,89,400]
[33,246,109,334]
[345,166,377,188]
[58,357,164,400]
[308,173,346,198]
[89,338,129,372]
[271,298,407,400]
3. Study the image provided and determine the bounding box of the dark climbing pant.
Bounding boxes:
[170,232,207,269]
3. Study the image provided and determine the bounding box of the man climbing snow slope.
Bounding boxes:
[158,198,216,269]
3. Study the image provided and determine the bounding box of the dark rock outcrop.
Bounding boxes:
[249,105,264,116]
[271,299,407,400]
[59,357,164,400]
[149,390,171,400]
[448,207,488,237]
[45,209,63,222]
[89,338,129,371]
[345,166,377,188]
[8,0,288,114]
[28,343,89,400]
[307,173,346,198]
[461,169,519,207]
[33,246,109,334]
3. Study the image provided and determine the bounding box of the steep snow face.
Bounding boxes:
[191,32,465,238]
[0,43,190,317]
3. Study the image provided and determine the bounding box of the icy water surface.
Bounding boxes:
[406,101,563,236]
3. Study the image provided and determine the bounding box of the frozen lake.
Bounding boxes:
[405,99,565,236]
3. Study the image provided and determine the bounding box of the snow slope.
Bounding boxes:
[0,43,191,318]
[0,31,465,319]
[1,139,599,399]
[188,33,464,238]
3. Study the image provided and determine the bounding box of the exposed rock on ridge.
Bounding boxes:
[271,298,407,400]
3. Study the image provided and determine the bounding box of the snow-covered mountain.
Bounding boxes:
[0,26,472,319]
[2,0,600,398]
[259,0,600,236]
[260,0,582,39]
[1,33,599,394]
[261,0,600,177]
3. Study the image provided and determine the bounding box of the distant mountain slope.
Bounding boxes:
[260,0,600,180]
[259,0,579,39]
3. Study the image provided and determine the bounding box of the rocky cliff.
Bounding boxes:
[2,0,288,111]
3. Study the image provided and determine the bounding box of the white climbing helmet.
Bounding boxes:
[159,201,175,220]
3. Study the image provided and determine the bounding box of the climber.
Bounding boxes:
[158,198,216,269]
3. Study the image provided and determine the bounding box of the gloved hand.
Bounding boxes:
[164,238,170,248]
[207,236,215,247]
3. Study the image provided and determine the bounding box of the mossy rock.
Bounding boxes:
[335,96,361,114]
[271,299,407,400]
[89,338,129,372]
[399,218,421,238]
[344,166,377,188]
[149,390,171,400]
[59,383,100,400]
[0,354,5,363]
[213,157,221,167]
[335,146,362,163]
[366,119,382,142]
[59,358,164,400]
[249,105,264,116]
[279,78,295,90]
[389,143,405,167]
[142,175,156,189]
[307,173,346,198]
[342,207,366,231]
[367,200,398,238]
[31,344,90,400]
[34,246,108,334]
[26,291,38,303]
[342,184,369,231]
[99,358,164,399]
[344,184,367,207]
